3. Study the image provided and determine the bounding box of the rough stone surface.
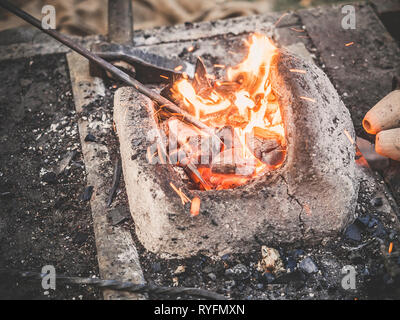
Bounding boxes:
[114,46,358,258]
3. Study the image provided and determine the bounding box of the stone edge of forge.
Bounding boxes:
[114,50,359,258]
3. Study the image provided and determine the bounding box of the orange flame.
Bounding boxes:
[170,34,286,189]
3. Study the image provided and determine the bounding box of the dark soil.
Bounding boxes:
[134,183,400,300]
[0,53,100,299]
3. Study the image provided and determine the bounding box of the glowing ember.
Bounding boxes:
[190,197,201,216]
[300,96,316,103]
[344,129,355,145]
[162,34,287,190]
[174,65,183,71]
[290,69,306,74]
[389,242,393,254]
[169,182,191,204]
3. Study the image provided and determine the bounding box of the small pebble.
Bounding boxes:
[208,273,217,281]
[370,197,383,207]
[345,223,362,242]
[357,215,370,227]
[292,249,305,259]
[84,133,96,142]
[224,280,236,290]
[221,254,230,261]
[373,222,387,237]
[225,264,249,280]
[41,172,57,184]
[368,217,379,228]
[299,257,318,274]
[81,186,94,201]
[285,257,297,272]
[262,272,275,284]
[174,265,186,275]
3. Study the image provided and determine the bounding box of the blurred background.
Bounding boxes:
[0,0,348,36]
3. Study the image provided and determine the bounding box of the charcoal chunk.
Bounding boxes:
[345,223,362,242]
[81,186,94,201]
[262,272,276,284]
[84,133,96,142]
[246,135,279,160]
[41,171,57,184]
[211,149,255,176]
[262,149,286,167]
[370,197,383,207]
[192,57,212,96]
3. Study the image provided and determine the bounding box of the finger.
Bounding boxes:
[363,90,400,134]
[375,128,400,161]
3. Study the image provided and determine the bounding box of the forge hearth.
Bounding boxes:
[114,43,359,258]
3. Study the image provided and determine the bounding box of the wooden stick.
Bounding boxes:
[375,128,400,161]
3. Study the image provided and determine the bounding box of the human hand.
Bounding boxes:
[363,85,400,161]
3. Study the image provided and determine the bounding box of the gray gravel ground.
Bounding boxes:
[0,53,100,299]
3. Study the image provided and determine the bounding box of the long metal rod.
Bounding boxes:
[0,269,226,300]
[0,0,212,134]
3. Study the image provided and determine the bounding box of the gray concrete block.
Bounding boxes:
[114,49,358,258]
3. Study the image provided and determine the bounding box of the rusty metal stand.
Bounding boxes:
[108,0,133,45]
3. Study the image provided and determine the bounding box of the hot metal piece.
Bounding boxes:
[91,42,195,83]
[96,0,194,83]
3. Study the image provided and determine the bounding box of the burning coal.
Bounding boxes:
[152,34,287,190]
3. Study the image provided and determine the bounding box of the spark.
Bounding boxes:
[174,65,183,72]
[289,69,306,74]
[169,182,191,205]
[303,203,312,215]
[389,242,393,254]
[274,12,289,27]
[345,42,354,47]
[290,27,305,32]
[344,129,355,145]
[160,75,169,80]
[214,64,225,69]
[190,197,201,216]
[300,96,316,103]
